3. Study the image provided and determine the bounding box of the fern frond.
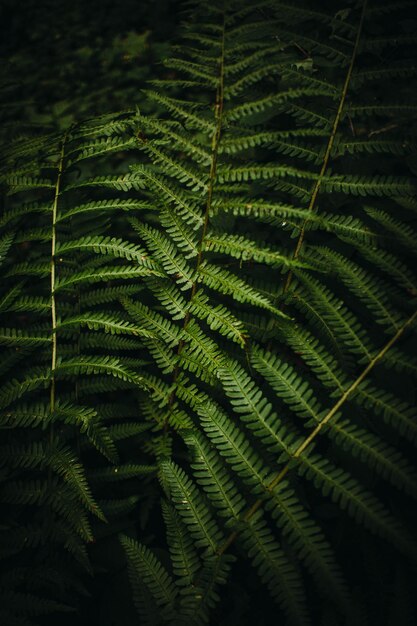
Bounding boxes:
[52,401,118,461]
[356,383,417,444]
[3,175,55,194]
[181,319,228,380]
[381,348,417,379]
[64,172,144,193]
[197,400,272,490]
[131,220,196,289]
[325,418,417,498]
[57,311,152,337]
[55,236,155,266]
[188,291,247,347]
[0,328,50,347]
[160,207,199,258]
[164,56,218,85]
[198,263,288,317]
[131,145,208,193]
[0,440,103,520]
[298,452,417,557]
[143,90,216,133]
[160,459,224,553]
[162,500,201,587]
[106,422,151,441]
[274,27,350,61]
[251,347,323,424]
[291,273,372,358]
[277,323,351,391]
[79,284,143,306]
[57,198,155,222]
[130,166,203,226]
[89,464,156,482]
[120,535,178,623]
[240,511,309,626]
[322,173,415,197]
[365,207,417,254]
[308,248,403,330]
[66,136,135,166]
[54,264,161,291]
[266,482,349,608]
[336,139,413,157]
[139,114,212,162]
[204,232,299,268]
[182,430,246,521]
[2,0,416,621]
[351,243,417,296]
[0,368,50,410]
[48,444,105,520]
[55,355,147,388]
[123,297,184,347]
[225,89,326,123]
[98,495,140,517]
[218,361,290,456]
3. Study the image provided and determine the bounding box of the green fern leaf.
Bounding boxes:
[160,459,224,553]
[120,535,178,623]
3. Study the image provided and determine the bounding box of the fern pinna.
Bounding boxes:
[1,0,417,625]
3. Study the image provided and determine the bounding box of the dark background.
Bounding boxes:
[0,0,182,136]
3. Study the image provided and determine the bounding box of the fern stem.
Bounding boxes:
[194,14,226,273]
[216,307,417,555]
[166,9,226,421]
[71,212,83,456]
[283,0,368,293]
[49,133,67,431]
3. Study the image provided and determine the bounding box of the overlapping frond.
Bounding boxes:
[0,111,159,623]
[2,0,416,624]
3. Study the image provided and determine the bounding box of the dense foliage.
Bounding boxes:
[1,1,417,625]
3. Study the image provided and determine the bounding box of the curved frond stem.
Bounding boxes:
[165,6,227,425]
[50,132,68,431]
[216,308,417,556]
[283,0,368,293]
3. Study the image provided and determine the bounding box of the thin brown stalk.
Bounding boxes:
[283,0,369,294]
[216,307,417,555]
[49,133,67,436]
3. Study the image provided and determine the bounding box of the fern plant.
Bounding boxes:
[1,0,417,625]
[0,112,163,624]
